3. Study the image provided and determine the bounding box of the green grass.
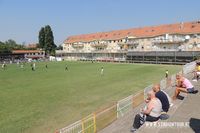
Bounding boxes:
[0,61,181,133]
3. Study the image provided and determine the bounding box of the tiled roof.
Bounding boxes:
[12,50,43,54]
[64,21,200,44]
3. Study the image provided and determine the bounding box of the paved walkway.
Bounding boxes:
[99,75,200,133]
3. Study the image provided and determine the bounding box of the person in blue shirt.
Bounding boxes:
[152,84,169,113]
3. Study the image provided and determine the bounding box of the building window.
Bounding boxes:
[141,46,144,49]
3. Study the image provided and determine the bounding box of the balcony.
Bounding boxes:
[72,44,84,49]
[127,40,139,45]
[117,42,127,46]
[153,38,185,44]
[118,40,139,46]
[91,43,108,48]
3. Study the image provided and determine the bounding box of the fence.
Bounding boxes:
[143,84,153,100]
[116,91,144,118]
[117,95,133,118]
[96,104,117,132]
[58,114,96,133]
[56,61,196,133]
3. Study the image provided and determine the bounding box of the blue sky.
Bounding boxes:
[0,0,200,45]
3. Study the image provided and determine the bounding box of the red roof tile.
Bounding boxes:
[64,21,200,44]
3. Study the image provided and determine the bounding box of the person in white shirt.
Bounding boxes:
[101,66,104,76]
[131,90,162,132]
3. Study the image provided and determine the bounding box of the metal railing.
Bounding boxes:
[117,95,133,118]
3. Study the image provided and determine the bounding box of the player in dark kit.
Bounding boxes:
[65,64,68,71]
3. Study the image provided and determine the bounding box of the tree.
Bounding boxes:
[38,27,45,49]
[4,39,25,50]
[56,44,63,50]
[38,25,56,56]
[5,39,17,46]
[0,41,11,54]
[0,39,26,54]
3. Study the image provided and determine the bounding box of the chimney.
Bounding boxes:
[180,22,184,30]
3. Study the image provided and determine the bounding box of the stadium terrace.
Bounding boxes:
[0,50,45,62]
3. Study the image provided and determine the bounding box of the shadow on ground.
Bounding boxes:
[189,118,200,133]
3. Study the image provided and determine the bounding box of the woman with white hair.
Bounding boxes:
[131,90,162,132]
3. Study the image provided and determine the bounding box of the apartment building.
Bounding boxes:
[60,21,200,63]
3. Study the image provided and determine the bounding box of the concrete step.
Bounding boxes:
[99,74,200,133]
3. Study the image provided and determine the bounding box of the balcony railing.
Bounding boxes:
[118,40,139,46]
[72,44,84,48]
[127,40,139,44]
[91,43,108,48]
[153,38,185,44]
[117,42,127,46]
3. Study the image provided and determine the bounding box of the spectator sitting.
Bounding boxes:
[131,91,162,132]
[161,89,173,107]
[152,84,170,120]
[173,74,198,100]
[152,84,170,112]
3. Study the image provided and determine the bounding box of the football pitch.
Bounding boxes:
[0,61,181,133]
